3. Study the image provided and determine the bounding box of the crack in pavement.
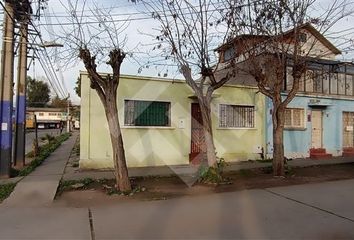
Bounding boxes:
[263,189,354,223]
[88,208,96,240]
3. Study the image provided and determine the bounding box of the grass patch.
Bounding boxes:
[18,133,71,176]
[57,178,147,197]
[106,185,147,196]
[238,169,254,177]
[256,159,273,163]
[0,183,16,203]
[57,178,95,196]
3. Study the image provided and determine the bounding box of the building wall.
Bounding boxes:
[301,29,336,60]
[80,73,266,169]
[266,94,354,158]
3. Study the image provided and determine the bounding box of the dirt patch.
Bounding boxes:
[53,163,354,208]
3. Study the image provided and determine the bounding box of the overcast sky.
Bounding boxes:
[1,0,354,105]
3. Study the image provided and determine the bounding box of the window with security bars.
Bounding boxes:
[219,104,255,128]
[284,108,305,129]
[124,100,170,127]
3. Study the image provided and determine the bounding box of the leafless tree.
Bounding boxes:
[55,0,132,191]
[225,0,353,176]
[142,0,239,167]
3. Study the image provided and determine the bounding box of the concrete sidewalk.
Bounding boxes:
[0,179,354,239]
[2,132,78,207]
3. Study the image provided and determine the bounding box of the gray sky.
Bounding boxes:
[1,0,354,105]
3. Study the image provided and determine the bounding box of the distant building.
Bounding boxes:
[26,107,66,129]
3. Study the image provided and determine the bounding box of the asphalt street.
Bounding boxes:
[1,179,354,239]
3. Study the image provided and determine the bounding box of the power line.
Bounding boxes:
[36,0,264,26]
[27,19,68,97]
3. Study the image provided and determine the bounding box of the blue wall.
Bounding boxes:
[266,94,354,158]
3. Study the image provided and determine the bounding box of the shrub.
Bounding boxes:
[198,158,229,184]
[0,183,16,202]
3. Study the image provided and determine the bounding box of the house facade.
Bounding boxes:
[266,61,354,158]
[80,73,266,169]
[216,23,354,159]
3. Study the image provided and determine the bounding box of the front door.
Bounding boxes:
[311,110,323,148]
[343,112,354,148]
[190,103,204,164]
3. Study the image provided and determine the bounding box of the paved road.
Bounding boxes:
[1,179,354,239]
[25,129,62,154]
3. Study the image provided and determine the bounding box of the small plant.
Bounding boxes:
[106,185,146,196]
[0,183,16,203]
[44,134,55,142]
[57,178,94,195]
[198,158,230,184]
[26,151,34,158]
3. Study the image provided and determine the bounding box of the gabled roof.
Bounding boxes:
[285,23,341,55]
[215,23,341,55]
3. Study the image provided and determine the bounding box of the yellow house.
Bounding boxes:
[80,72,266,169]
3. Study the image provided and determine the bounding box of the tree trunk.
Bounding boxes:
[272,104,285,177]
[199,97,217,167]
[104,90,132,192]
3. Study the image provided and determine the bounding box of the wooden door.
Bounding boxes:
[311,110,323,148]
[190,103,204,164]
[343,112,354,148]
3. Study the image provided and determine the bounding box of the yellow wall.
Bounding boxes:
[80,73,266,169]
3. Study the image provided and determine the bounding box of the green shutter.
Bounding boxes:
[133,101,169,126]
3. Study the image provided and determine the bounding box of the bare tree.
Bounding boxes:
[55,0,132,191]
[225,0,353,176]
[142,0,238,167]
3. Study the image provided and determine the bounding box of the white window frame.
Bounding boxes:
[284,108,306,130]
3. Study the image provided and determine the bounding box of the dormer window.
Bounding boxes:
[298,33,307,43]
[223,46,235,62]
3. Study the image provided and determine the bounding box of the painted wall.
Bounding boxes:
[266,93,354,158]
[80,73,266,169]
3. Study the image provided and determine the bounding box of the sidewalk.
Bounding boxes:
[2,132,78,207]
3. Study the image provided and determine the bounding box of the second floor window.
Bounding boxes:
[223,47,236,62]
[286,67,354,97]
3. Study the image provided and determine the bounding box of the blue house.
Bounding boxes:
[216,24,354,159]
[266,60,354,159]
[262,25,354,158]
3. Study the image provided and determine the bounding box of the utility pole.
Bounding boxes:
[13,21,28,167]
[67,93,70,133]
[0,1,15,178]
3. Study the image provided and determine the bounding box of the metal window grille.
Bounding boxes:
[219,104,255,128]
[124,100,170,127]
